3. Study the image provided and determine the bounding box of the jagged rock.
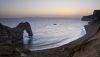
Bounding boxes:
[81,15,94,21]
[66,10,100,57]
[0,22,33,47]
[93,10,100,19]
[82,10,100,21]
[71,32,100,57]
[0,22,33,57]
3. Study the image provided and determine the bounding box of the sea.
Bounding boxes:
[0,17,88,51]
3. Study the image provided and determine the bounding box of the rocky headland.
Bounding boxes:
[0,22,33,57]
[0,10,100,57]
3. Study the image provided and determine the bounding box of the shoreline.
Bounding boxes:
[31,22,99,52]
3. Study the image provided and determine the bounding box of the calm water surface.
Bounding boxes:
[0,17,88,51]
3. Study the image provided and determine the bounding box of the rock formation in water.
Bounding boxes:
[0,22,33,57]
[0,22,33,46]
[0,10,100,57]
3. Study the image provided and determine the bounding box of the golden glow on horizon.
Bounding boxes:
[0,0,100,17]
[0,7,94,16]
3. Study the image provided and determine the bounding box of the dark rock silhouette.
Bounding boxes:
[64,10,100,57]
[12,22,33,47]
[0,22,33,57]
[82,10,100,21]
[81,15,94,21]
[93,10,100,19]
[53,24,57,25]
[0,22,33,46]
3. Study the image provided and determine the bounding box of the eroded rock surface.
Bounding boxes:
[66,10,100,57]
[0,22,33,57]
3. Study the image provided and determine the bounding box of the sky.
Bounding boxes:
[0,0,100,17]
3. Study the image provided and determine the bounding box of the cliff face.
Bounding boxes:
[81,15,94,21]
[71,28,100,57]
[0,23,33,57]
[67,10,100,57]
[82,10,100,21]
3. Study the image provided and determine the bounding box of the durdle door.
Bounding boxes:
[0,22,33,57]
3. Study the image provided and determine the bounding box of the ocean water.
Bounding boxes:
[0,17,88,51]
